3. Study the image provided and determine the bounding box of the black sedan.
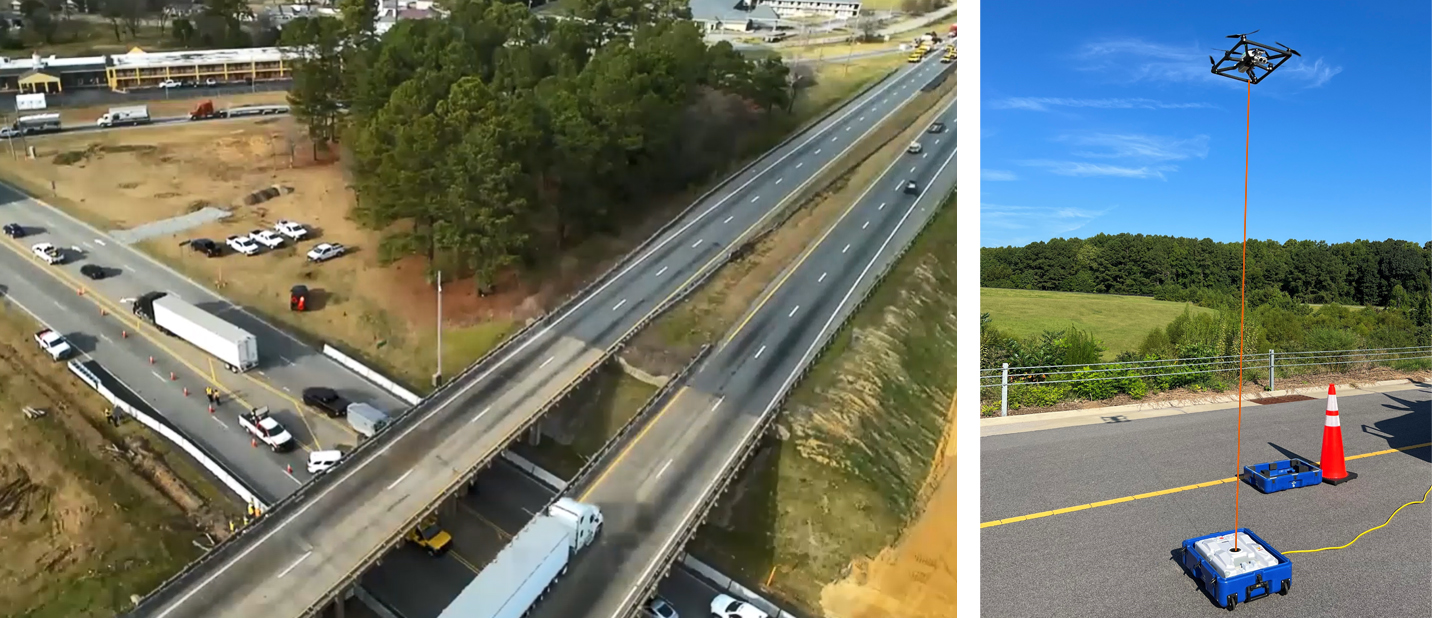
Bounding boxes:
[79,264,107,280]
[302,387,351,417]
[903,180,920,195]
[928,121,946,133]
[3,223,24,238]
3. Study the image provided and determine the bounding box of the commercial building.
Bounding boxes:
[689,0,783,32]
[759,0,862,19]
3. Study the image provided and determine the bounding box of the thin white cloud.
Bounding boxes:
[1058,133,1210,161]
[982,169,1017,181]
[1282,57,1342,88]
[1075,38,1210,84]
[982,203,1112,246]
[989,97,1215,111]
[1018,159,1176,180]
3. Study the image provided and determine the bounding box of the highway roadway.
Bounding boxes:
[356,457,771,618]
[982,386,1431,617]
[0,184,407,504]
[532,92,958,618]
[124,54,955,617]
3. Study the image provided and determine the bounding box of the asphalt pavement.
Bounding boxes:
[530,92,958,618]
[982,386,1431,617]
[0,81,291,114]
[357,458,736,618]
[125,55,955,618]
[0,209,409,503]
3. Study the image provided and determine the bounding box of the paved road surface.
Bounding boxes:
[532,94,958,618]
[5,107,291,144]
[0,207,407,502]
[982,386,1431,617]
[359,458,747,618]
[125,57,952,618]
[0,81,292,114]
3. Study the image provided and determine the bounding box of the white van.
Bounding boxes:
[307,449,343,474]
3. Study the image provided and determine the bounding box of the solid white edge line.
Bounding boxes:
[617,117,958,617]
[153,61,931,617]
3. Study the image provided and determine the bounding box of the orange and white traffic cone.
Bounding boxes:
[1319,384,1356,485]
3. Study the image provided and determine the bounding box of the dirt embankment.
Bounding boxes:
[0,305,232,616]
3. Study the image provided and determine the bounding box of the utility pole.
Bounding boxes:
[433,270,443,387]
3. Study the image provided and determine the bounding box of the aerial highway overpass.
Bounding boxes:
[122,56,953,618]
[530,89,957,618]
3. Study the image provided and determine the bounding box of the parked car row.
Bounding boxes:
[191,219,347,263]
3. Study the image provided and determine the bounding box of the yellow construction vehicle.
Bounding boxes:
[406,515,453,555]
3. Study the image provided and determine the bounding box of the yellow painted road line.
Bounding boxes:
[457,501,512,540]
[579,387,690,500]
[208,357,219,383]
[981,442,1432,529]
[0,237,345,449]
[449,549,483,575]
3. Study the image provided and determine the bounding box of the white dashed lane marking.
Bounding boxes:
[754,345,767,360]
[723,215,734,224]
[656,266,668,277]
[862,221,870,230]
[818,272,827,283]
[612,299,627,311]
[842,244,851,254]
[788,306,800,318]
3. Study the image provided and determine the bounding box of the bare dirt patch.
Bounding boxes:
[821,397,956,618]
[0,303,231,617]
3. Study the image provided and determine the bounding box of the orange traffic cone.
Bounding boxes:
[251,438,258,448]
[1319,384,1356,485]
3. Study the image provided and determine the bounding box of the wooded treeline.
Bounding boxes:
[981,234,1432,308]
[279,0,793,289]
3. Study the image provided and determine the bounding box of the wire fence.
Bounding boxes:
[980,345,1432,416]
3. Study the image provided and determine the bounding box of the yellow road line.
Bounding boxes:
[981,442,1432,529]
[580,387,690,500]
[0,237,345,449]
[457,501,512,540]
[448,549,483,575]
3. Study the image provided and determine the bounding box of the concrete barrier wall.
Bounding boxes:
[66,360,265,509]
[322,344,422,405]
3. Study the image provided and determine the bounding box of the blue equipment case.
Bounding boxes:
[1180,528,1291,611]
[1241,458,1322,494]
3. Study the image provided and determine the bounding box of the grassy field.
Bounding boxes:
[690,191,957,618]
[981,288,1217,358]
[0,303,231,617]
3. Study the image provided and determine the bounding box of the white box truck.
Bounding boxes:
[131,291,259,372]
[438,498,603,618]
[97,105,152,128]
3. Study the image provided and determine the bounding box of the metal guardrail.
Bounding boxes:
[125,59,913,618]
[980,345,1432,416]
[620,175,956,617]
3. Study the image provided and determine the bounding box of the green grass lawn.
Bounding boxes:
[981,288,1217,358]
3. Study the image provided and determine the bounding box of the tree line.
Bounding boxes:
[981,234,1432,308]
[279,0,793,290]
[2,0,277,51]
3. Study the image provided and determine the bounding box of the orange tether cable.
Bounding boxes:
[1234,80,1251,550]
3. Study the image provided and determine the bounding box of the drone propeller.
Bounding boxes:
[1276,43,1302,56]
[1209,55,1216,66]
[1226,29,1260,38]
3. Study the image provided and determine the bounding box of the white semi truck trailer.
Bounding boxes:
[437,498,603,618]
[131,291,259,372]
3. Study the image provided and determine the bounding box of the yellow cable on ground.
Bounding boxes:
[1283,485,1432,554]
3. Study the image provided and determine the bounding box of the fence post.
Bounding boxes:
[1268,349,1275,392]
[1001,362,1009,417]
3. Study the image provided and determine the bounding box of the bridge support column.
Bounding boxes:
[330,593,346,618]
[526,424,541,445]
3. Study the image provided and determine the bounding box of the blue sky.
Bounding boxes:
[980,0,1431,248]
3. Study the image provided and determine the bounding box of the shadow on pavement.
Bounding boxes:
[1368,391,1431,464]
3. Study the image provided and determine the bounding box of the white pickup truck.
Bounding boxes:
[237,407,296,452]
[34,329,74,361]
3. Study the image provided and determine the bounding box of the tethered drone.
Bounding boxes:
[1209,30,1300,84]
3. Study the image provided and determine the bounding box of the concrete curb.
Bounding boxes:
[982,376,1431,437]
